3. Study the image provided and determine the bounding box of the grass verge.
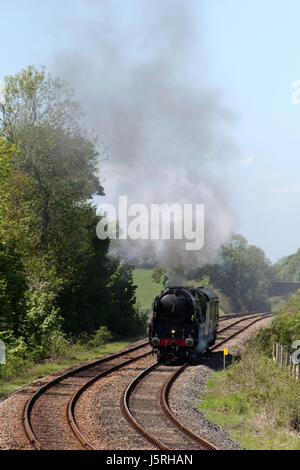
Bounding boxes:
[198,346,300,450]
[0,339,138,398]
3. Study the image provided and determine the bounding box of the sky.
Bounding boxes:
[1,0,300,264]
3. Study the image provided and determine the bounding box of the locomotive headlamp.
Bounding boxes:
[171,329,176,334]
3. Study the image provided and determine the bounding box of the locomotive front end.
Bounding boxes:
[149,287,199,362]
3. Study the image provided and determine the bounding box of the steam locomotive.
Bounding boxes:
[149,286,219,362]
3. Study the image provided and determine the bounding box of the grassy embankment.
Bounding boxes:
[198,290,300,450]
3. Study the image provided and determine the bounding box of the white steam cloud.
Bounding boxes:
[53,0,238,283]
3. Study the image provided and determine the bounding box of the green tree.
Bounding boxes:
[105,262,144,337]
[0,66,104,252]
[192,234,272,313]
[0,65,139,345]
[0,240,27,336]
[0,138,28,336]
[0,65,81,141]
[152,266,166,284]
[271,248,300,282]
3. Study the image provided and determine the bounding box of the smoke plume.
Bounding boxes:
[53,0,238,283]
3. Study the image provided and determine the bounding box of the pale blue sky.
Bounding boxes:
[1,0,300,263]
[202,0,300,263]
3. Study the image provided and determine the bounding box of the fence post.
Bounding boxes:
[279,344,283,365]
[275,342,279,364]
[0,340,5,365]
[273,342,300,381]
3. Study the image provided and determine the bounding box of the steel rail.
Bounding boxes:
[218,311,272,321]
[23,339,150,450]
[121,363,170,450]
[160,365,218,450]
[65,314,272,450]
[158,313,274,451]
[217,312,273,334]
[24,312,274,450]
[120,312,273,451]
[121,362,216,450]
[212,312,274,351]
[67,350,152,449]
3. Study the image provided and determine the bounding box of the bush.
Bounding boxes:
[88,326,113,347]
[22,281,63,359]
[40,330,71,361]
[221,345,300,431]
[0,337,32,379]
[250,290,300,355]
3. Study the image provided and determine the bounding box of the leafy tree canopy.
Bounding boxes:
[271,248,300,282]
[190,233,272,313]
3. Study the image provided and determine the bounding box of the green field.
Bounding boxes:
[133,268,228,316]
[133,268,162,310]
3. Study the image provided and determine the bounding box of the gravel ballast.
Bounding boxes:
[169,361,243,450]
[168,317,273,450]
[0,317,273,450]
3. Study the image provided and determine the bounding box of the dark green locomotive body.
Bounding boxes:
[149,286,219,362]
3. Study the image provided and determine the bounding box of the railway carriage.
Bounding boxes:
[149,286,219,362]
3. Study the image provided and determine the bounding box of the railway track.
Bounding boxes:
[23,340,152,450]
[120,312,274,451]
[213,311,274,350]
[121,362,217,450]
[23,312,273,450]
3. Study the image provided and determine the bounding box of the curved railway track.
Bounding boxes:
[121,362,217,450]
[23,312,274,450]
[120,312,274,451]
[215,311,274,349]
[23,340,152,450]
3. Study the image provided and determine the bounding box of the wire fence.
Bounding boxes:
[272,342,300,381]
